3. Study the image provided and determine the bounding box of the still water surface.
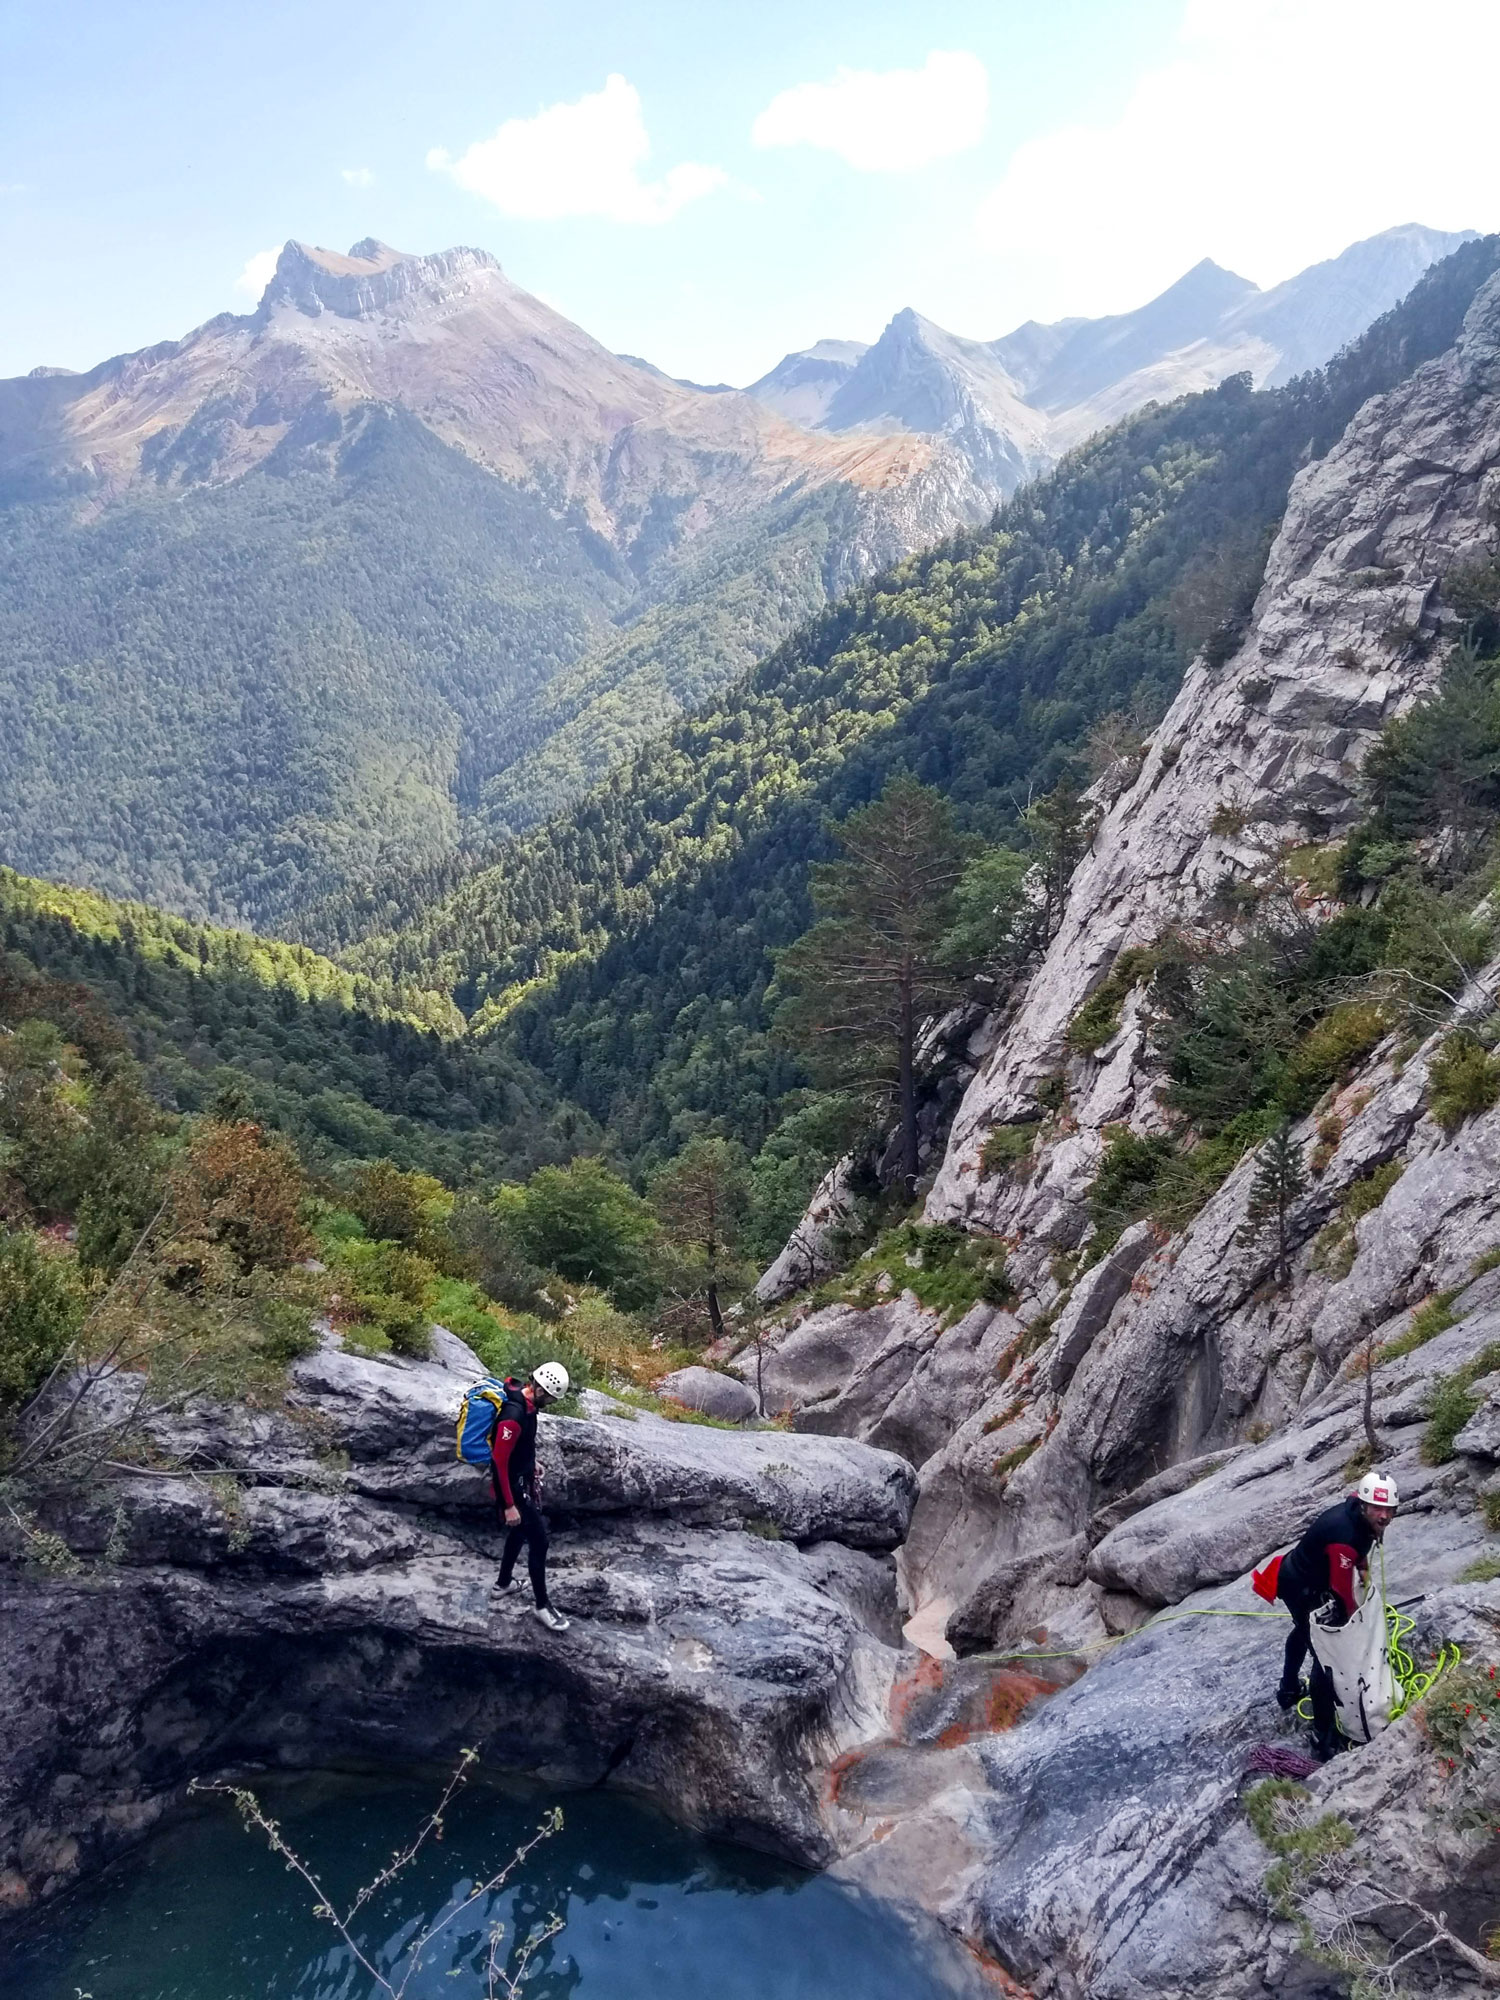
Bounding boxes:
[2,1770,987,2000]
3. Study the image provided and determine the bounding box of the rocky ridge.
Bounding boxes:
[749,224,1474,500]
[738,262,1500,1990]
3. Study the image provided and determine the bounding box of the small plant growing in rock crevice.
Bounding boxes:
[1422,1342,1500,1464]
[1428,1032,1500,1134]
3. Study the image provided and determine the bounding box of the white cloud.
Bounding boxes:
[751,51,987,172]
[973,0,1500,316]
[341,166,375,188]
[233,247,280,298]
[428,74,725,225]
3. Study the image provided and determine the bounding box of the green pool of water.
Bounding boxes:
[1,1770,987,1999]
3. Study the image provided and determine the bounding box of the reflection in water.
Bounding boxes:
[2,1770,987,2000]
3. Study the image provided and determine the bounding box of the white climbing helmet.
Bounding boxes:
[531,1362,570,1400]
[1356,1469,1399,1510]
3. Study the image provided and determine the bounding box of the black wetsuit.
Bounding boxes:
[1277,1497,1377,1744]
[491,1388,550,1610]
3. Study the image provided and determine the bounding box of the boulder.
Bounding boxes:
[656,1365,759,1425]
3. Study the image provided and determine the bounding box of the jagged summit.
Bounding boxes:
[257,237,500,319]
[746,224,1477,496]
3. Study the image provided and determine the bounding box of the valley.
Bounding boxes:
[5,200,1500,1998]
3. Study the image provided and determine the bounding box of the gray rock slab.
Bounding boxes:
[657,1365,758,1424]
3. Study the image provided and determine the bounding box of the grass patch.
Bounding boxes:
[1429,1031,1500,1134]
[1379,1287,1463,1361]
[1473,1246,1500,1279]
[1422,1340,1500,1464]
[1065,948,1159,1056]
[1458,1553,1500,1583]
[979,1123,1039,1180]
[1481,1490,1500,1532]
[991,1436,1040,1486]
[604,1385,745,1429]
[1277,1002,1388,1116]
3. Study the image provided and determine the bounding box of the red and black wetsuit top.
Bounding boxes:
[1280,1496,1376,1616]
[490,1384,539,1508]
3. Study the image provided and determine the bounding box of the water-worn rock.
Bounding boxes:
[0,1333,918,1914]
[656,1365,759,1424]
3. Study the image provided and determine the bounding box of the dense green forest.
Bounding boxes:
[334,236,1500,1189]
[0,402,878,934]
[0,868,582,1185]
[4,236,1496,1291]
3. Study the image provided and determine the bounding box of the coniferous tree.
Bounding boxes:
[774,778,969,1196]
[650,1136,749,1341]
[1237,1120,1308,1287]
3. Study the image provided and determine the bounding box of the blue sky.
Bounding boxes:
[1,0,1496,384]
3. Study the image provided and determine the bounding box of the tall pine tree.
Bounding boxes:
[774,778,968,1196]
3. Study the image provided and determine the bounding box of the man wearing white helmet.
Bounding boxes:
[491,1362,572,1633]
[1274,1469,1399,1759]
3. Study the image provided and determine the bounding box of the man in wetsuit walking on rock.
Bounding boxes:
[1274,1469,1398,1759]
[492,1362,571,1632]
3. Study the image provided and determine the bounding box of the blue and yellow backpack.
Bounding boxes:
[454,1376,524,1466]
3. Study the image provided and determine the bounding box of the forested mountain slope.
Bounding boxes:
[0,240,975,930]
[0,868,571,1183]
[351,236,1500,1175]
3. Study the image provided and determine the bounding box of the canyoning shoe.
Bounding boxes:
[1276,1677,1305,1712]
[492,1572,514,1593]
[533,1605,570,1633]
[1310,1732,1346,1764]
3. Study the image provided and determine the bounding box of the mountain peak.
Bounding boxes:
[258,239,501,320]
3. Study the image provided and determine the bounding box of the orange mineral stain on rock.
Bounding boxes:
[935,1669,1056,1747]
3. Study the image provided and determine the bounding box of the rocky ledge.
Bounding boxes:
[0,1332,917,1915]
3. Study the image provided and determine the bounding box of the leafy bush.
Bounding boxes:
[1066,949,1157,1055]
[841,1222,1014,1321]
[491,1158,661,1310]
[327,1236,435,1359]
[980,1123,1039,1179]
[1423,1342,1500,1463]
[164,1120,313,1285]
[1087,1129,1176,1249]
[0,1230,88,1417]
[1428,1032,1500,1133]
[1276,1002,1387,1115]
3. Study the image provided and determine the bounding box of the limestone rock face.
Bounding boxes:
[0,1332,917,1914]
[926,265,1500,1272]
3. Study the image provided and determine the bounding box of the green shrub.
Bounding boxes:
[1065,949,1158,1056]
[1277,1002,1387,1114]
[327,1237,436,1359]
[463,1316,593,1410]
[1428,1032,1500,1133]
[980,1123,1038,1179]
[0,1230,88,1417]
[254,1297,320,1364]
[491,1158,662,1310]
[1422,1341,1500,1464]
[1342,1159,1404,1222]
[840,1222,1014,1321]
